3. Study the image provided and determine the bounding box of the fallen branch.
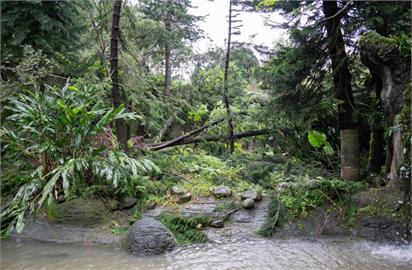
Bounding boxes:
[212,207,241,222]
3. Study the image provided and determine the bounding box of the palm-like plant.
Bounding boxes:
[1,80,158,236]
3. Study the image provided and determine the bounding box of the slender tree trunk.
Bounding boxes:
[223,0,235,154]
[163,0,172,100]
[110,0,128,149]
[322,0,359,180]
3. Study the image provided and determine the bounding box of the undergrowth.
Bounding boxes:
[158,213,211,245]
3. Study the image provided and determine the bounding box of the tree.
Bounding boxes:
[110,0,128,149]
[138,0,203,99]
[1,0,87,68]
[223,0,244,154]
[322,0,359,180]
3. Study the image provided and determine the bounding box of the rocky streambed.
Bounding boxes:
[10,186,411,257]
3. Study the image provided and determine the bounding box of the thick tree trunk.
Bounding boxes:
[322,0,359,180]
[110,0,128,149]
[163,0,172,100]
[223,0,235,154]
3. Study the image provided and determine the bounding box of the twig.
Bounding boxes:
[318,0,354,24]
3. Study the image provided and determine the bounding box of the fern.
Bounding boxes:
[257,196,287,237]
[159,214,210,244]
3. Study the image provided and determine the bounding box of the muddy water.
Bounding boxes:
[1,237,411,270]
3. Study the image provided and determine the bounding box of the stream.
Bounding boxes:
[1,237,412,270]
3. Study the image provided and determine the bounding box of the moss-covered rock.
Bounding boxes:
[52,198,110,227]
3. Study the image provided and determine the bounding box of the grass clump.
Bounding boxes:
[158,213,211,245]
[278,179,365,220]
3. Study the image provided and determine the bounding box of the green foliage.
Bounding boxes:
[0,81,158,236]
[307,130,334,156]
[278,178,365,219]
[111,226,129,236]
[188,104,208,123]
[257,196,286,237]
[1,0,88,64]
[159,213,210,245]
[393,33,412,59]
[214,201,239,213]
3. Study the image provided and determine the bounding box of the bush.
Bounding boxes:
[0,81,158,236]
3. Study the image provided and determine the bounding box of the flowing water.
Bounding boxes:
[1,237,412,270]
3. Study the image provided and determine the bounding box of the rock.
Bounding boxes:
[126,217,176,255]
[170,186,186,195]
[241,198,255,209]
[177,192,192,204]
[56,195,66,203]
[209,219,224,228]
[53,199,109,227]
[240,190,262,202]
[213,186,232,198]
[196,223,203,230]
[119,197,137,209]
[276,182,294,192]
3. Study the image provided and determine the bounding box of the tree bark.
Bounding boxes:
[149,118,225,150]
[223,0,235,154]
[367,74,385,174]
[322,0,359,180]
[148,129,271,151]
[163,0,172,100]
[110,0,128,149]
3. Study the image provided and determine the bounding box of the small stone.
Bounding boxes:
[209,219,224,228]
[119,197,137,209]
[241,198,255,209]
[196,223,203,230]
[177,192,192,204]
[56,195,66,203]
[213,186,232,198]
[146,201,157,210]
[240,190,262,202]
[170,186,186,195]
[276,182,294,192]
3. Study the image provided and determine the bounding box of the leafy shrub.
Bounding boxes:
[0,81,158,236]
[278,179,365,219]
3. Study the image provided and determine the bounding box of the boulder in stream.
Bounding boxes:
[126,217,176,255]
[213,186,232,198]
[53,199,109,227]
[119,197,137,210]
[240,190,262,202]
[241,198,255,209]
[177,192,192,204]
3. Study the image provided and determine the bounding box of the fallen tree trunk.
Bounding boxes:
[148,118,225,150]
[149,129,271,151]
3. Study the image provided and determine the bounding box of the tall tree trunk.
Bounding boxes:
[322,0,359,180]
[223,0,235,154]
[110,0,128,149]
[163,0,172,100]
[367,74,385,174]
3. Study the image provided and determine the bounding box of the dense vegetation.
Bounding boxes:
[0,0,410,239]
